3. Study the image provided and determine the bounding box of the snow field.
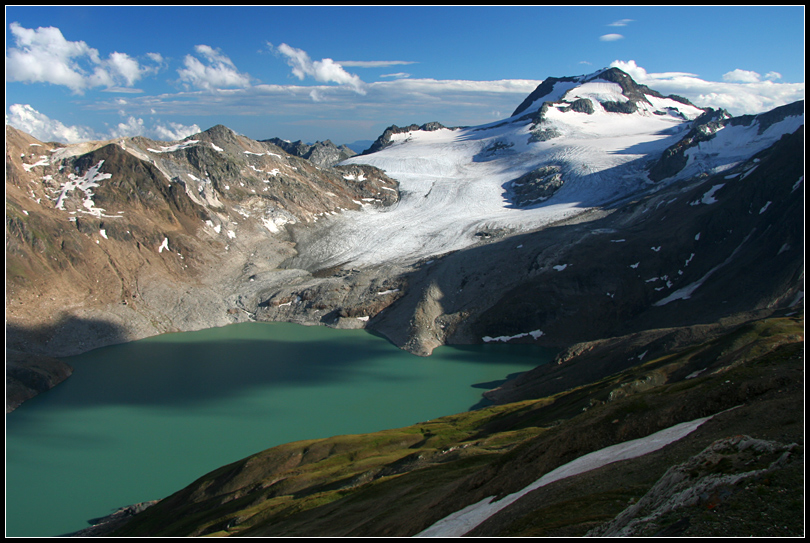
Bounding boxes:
[326,103,697,269]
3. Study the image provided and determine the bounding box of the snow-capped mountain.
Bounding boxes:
[6,66,804,399]
[290,67,801,271]
[6,66,805,537]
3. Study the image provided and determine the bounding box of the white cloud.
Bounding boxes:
[336,60,417,68]
[600,34,624,42]
[764,71,782,81]
[177,45,252,90]
[149,120,203,141]
[371,78,541,97]
[108,116,145,138]
[6,104,200,144]
[608,19,634,27]
[6,103,96,143]
[107,52,143,86]
[78,75,545,143]
[381,72,411,79]
[610,60,805,116]
[273,43,367,94]
[106,115,200,141]
[100,87,146,94]
[5,22,155,93]
[722,69,761,83]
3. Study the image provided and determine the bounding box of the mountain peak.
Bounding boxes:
[512,67,702,120]
[511,75,582,117]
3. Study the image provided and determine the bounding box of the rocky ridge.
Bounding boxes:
[360,121,453,155]
[260,137,357,168]
[649,100,805,182]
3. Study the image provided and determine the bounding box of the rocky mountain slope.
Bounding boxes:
[6,66,804,535]
[6,124,398,411]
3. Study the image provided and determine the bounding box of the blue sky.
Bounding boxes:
[5,6,805,145]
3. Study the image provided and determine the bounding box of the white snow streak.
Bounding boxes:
[655,230,754,306]
[54,160,115,218]
[691,184,724,206]
[147,140,199,153]
[482,330,543,343]
[22,156,50,171]
[416,415,712,537]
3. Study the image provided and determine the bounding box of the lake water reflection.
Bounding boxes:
[6,322,553,537]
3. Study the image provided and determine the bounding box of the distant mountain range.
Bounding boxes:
[259,137,357,167]
[6,67,804,537]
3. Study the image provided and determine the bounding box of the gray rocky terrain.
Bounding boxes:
[260,137,357,168]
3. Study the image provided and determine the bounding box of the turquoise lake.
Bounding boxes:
[5,321,553,537]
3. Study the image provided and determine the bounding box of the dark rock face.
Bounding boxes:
[6,350,73,412]
[69,501,160,537]
[565,98,595,114]
[588,435,800,537]
[647,107,731,181]
[505,165,564,207]
[583,68,705,115]
[511,76,581,117]
[601,100,639,114]
[585,67,662,103]
[648,101,803,182]
[307,142,357,168]
[527,127,562,142]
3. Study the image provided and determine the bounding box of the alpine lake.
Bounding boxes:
[6,321,554,537]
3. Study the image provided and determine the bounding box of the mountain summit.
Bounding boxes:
[511,67,698,118]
